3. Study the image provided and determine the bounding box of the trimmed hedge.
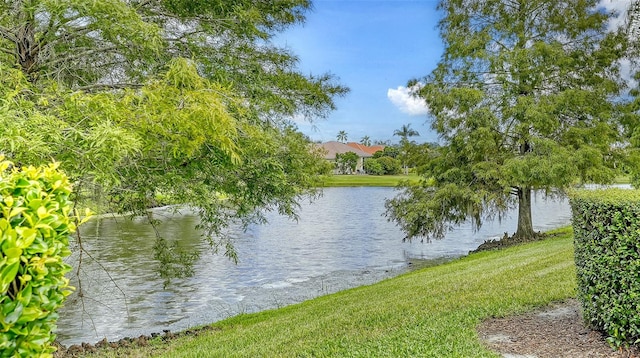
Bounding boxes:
[570,188,640,348]
[0,159,84,357]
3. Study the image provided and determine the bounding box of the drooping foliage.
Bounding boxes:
[387,0,629,241]
[0,0,346,274]
[0,0,345,121]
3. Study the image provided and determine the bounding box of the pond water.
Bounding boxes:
[56,186,572,345]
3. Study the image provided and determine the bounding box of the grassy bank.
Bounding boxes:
[78,227,576,357]
[319,174,420,187]
[321,174,633,187]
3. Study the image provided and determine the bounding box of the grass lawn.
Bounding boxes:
[79,227,577,357]
[318,174,421,187]
[321,174,634,187]
[613,175,632,184]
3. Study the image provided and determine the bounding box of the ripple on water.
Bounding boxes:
[56,187,574,345]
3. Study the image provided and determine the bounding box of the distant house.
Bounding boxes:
[345,142,385,156]
[318,141,372,174]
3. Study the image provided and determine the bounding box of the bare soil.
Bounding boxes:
[478,299,640,358]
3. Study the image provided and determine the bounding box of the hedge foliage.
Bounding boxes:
[0,158,85,357]
[570,188,640,348]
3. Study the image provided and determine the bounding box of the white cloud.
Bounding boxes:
[387,85,430,116]
[599,0,632,31]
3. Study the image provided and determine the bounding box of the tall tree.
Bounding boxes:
[0,1,346,118]
[393,123,420,175]
[386,0,629,241]
[0,0,347,271]
[337,130,348,143]
[360,135,372,146]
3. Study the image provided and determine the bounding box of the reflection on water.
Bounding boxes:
[57,187,572,345]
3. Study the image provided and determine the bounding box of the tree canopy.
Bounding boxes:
[386,0,630,241]
[0,0,347,272]
[394,123,420,175]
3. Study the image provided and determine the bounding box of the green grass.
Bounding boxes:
[320,173,634,188]
[79,227,577,357]
[318,174,420,187]
[613,175,632,184]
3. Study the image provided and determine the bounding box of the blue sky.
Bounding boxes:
[276,0,443,144]
[277,0,632,145]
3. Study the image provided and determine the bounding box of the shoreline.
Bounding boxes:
[53,230,554,355]
[52,227,577,357]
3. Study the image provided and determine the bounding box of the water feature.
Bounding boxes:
[56,186,572,345]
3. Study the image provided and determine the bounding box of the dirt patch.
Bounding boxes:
[478,299,640,358]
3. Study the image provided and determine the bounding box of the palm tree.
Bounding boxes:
[393,123,420,142]
[336,130,348,143]
[393,124,420,175]
[360,135,371,146]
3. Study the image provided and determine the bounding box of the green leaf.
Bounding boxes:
[2,247,21,261]
[4,302,22,325]
[7,207,26,219]
[16,283,31,306]
[0,261,19,292]
[15,227,36,249]
[16,306,42,324]
[36,206,48,219]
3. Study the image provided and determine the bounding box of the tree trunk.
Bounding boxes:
[514,186,535,239]
[15,10,39,79]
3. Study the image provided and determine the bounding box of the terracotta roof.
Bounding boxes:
[346,142,385,155]
[318,141,373,160]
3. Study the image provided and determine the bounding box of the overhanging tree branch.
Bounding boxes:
[0,25,18,43]
[75,82,145,92]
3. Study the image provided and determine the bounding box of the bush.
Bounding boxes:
[364,159,384,175]
[570,188,640,349]
[335,152,359,174]
[0,158,85,356]
[376,156,401,175]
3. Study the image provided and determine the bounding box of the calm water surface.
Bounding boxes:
[57,187,571,345]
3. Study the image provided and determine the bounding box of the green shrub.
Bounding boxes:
[570,188,640,348]
[376,156,401,175]
[0,158,86,357]
[363,158,384,175]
